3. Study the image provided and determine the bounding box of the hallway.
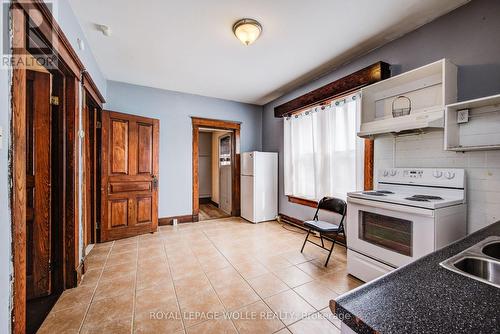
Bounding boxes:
[38,218,362,333]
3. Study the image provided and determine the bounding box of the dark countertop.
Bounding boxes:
[331,221,500,334]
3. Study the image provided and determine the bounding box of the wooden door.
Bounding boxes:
[101,111,159,242]
[26,70,52,299]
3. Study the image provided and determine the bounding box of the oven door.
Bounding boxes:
[346,197,435,268]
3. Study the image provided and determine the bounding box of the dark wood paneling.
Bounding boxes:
[274,62,391,117]
[158,215,193,226]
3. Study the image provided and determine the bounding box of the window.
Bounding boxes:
[284,93,364,200]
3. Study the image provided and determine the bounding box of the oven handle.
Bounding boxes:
[347,197,435,217]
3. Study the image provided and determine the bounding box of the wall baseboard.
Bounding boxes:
[158,214,194,226]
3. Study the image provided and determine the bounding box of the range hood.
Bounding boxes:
[357,59,457,138]
[357,108,445,138]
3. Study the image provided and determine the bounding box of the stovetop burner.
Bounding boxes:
[376,190,395,194]
[411,195,444,200]
[405,197,430,202]
[363,191,387,196]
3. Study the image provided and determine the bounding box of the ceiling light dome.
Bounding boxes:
[232,18,262,46]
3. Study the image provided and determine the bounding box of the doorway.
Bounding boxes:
[197,130,231,221]
[24,66,65,333]
[11,3,87,333]
[192,117,241,222]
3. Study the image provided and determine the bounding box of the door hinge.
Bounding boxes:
[50,96,60,106]
[96,121,102,129]
[48,260,52,272]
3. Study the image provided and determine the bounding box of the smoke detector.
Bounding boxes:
[96,24,112,37]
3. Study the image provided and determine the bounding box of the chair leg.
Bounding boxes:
[301,229,311,253]
[324,236,336,267]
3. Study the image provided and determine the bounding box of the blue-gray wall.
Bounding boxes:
[47,0,107,96]
[262,0,500,221]
[105,81,263,218]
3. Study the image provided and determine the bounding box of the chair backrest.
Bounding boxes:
[313,197,347,231]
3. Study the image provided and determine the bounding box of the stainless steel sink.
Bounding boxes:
[440,236,500,288]
[482,241,500,260]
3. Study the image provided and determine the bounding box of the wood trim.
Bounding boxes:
[274,62,391,117]
[158,215,193,226]
[11,2,88,331]
[65,76,79,288]
[83,71,105,107]
[17,0,85,77]
[192,118,241,220]
[364,139,375,191]
[11,5,27,333]
[287,196,317,208]
[191,117,241,130]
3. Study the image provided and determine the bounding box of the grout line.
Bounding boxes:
[77,241,114,333]
[200,222,287,333]
[129,238,139,334]
[163,235,188,332]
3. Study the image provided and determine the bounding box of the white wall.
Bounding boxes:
[375,131,500,232]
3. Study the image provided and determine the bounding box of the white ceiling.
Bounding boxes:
[69,0,469,105]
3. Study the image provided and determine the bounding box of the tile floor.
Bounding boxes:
[39,218,364,334]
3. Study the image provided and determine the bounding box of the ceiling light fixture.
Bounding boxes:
[232,18,262,46]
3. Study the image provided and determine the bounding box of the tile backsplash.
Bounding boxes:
[375,130,500,233]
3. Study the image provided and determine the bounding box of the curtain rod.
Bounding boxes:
[285,88,361,117]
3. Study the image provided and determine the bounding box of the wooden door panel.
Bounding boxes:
[109,199,129,228]
[111,119,129,175]
[26,70,52,299]
[101,111,159,242]
[110,182,152,193]
[137,123,153,174]
[136,197,152,223]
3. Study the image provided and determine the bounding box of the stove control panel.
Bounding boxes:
[378,168,465,188]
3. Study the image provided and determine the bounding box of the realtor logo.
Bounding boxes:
[2,0,58,69]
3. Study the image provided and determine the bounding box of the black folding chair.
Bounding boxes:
[300,197,347,267]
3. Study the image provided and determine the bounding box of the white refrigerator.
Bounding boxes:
[241,151,278,223]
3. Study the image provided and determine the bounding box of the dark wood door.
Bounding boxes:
[101,111,159,242]
[26,70,52,299]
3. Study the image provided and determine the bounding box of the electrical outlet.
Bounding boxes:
[457,109,469,124]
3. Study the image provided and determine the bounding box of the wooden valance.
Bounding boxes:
[274,62,391,117]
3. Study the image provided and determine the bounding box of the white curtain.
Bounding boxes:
[284,93,364,200]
